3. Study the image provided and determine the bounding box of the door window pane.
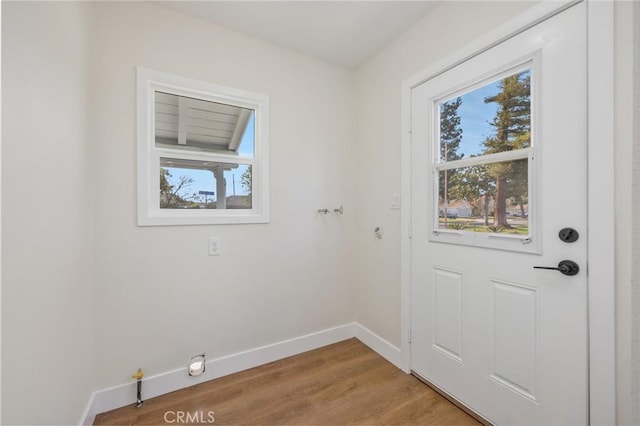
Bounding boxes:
[438,69,531,162]
[438,159,528,234]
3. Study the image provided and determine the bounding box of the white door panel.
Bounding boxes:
[410,4,587,424]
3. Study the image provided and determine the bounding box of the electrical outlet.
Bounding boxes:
[208,237,221,256]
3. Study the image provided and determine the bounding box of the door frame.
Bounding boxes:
[399,1,615,424]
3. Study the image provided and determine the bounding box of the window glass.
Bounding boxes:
[160,158,251,210]
[435,67,531,236]
[137,67,268,226]
[437,160,528,234]
[439,69,531,161]
[155,92,255,157]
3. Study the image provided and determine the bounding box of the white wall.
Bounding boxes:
[1,2,95,424]
[615,0,634,423]
[89,2,357,389]
[617,2,640,425]
[353,0,537,348]
[633,4,640,424]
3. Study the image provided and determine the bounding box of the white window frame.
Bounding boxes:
[136,67,269,226]
[429,57,540,254]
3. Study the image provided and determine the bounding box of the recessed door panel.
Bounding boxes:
[432,268,463,362]
[490,280,537,402]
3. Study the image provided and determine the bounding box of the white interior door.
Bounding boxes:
[410,4,587,425]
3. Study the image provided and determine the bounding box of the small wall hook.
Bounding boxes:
[374,227,383,239]
[317,208,330,214]
[333,206,344,214]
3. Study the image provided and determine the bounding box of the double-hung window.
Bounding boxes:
[137,68,269,225]
[431,59,536,251]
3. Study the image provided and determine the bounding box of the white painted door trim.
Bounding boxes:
[400,1,615,424]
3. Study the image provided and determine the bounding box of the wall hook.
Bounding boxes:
[374,227,383,239]
[317,208,330,214]
[334,206,344,214]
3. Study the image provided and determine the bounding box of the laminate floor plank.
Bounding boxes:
[94,339,480,426]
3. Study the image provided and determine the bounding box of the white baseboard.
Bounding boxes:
[79,392,96,426]
[80,322,402,425]
[353,323,402,369]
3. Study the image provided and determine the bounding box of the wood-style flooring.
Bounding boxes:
[94,338,480,425]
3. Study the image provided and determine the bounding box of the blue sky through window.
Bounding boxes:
[237,111,255,156]
[455,83,499,157]
[449,69,530,158]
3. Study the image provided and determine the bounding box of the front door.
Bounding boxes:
[410,3,587,424]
